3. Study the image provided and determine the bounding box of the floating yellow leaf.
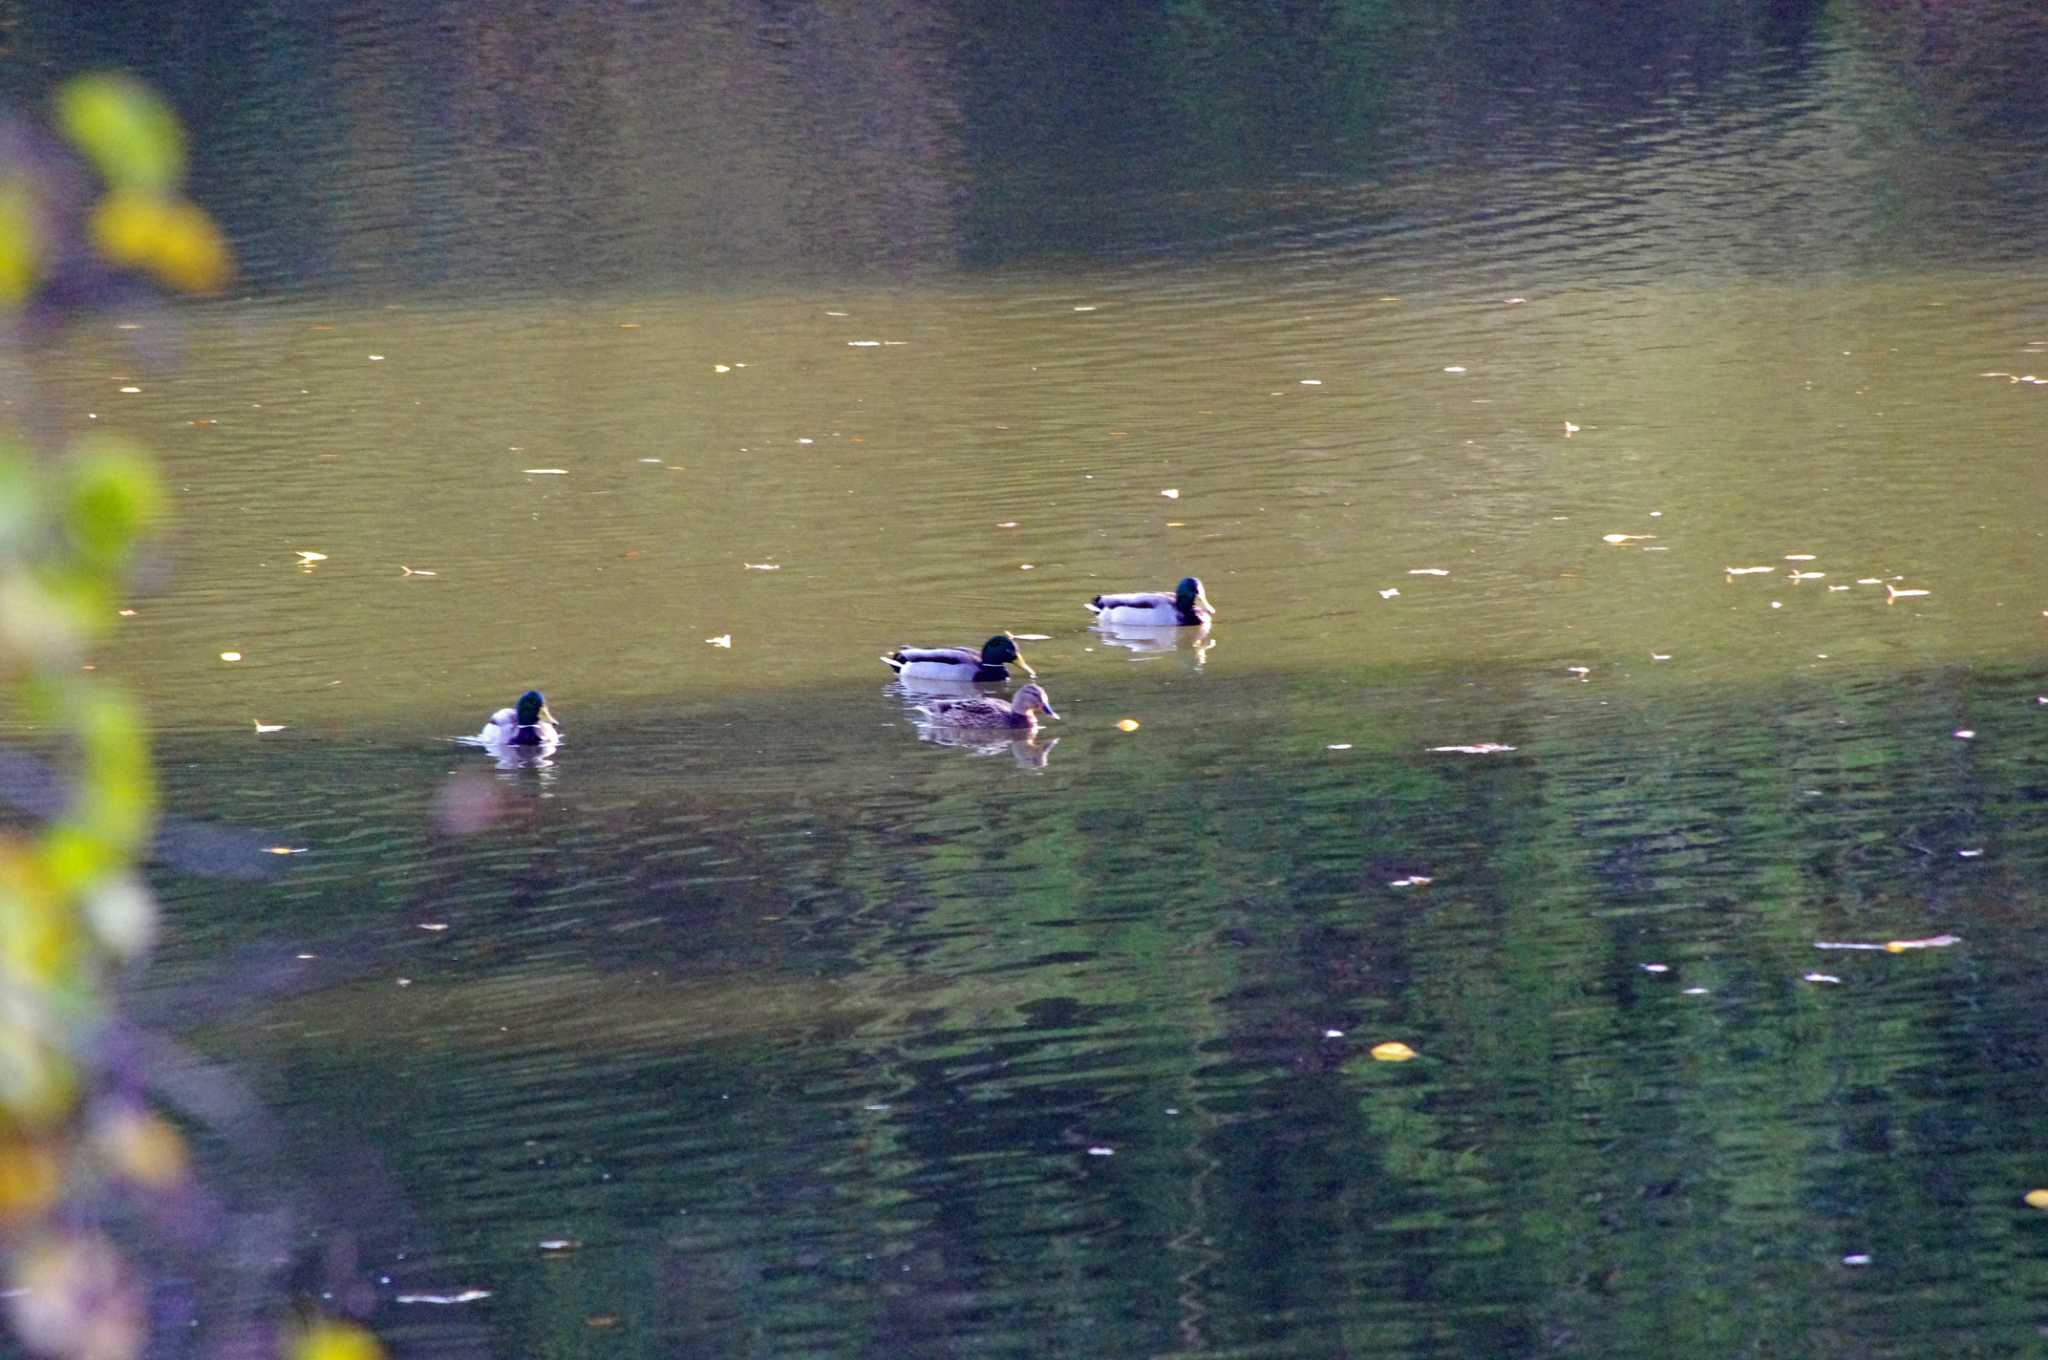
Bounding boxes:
[1116,719,1140,732]
[2026,1189,2048,1210]
[1369,1041,1417,1062]
[1883,934,1961,953]
[219,651,241,661]
[291,1321,385,1360]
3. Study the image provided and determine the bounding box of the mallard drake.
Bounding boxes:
[916,683,1061,731]
[478,690,559,746]
[880,634,1033,683]
[1085,576,1215,626]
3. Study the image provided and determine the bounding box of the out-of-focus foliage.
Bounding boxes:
[0,75,378,1360]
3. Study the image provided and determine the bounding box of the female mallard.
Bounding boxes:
[881,634,1033,683]
[917,683,1061,731]
[478,690,559,746]
[1085,576,1215,627]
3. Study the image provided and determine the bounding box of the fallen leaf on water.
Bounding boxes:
[394,1291,492,1305]
[705,635,732,648]
[1886,585,1930,600]
[1116,719,1140,732]
[524,468,568,475]
[295,550,327,563]
[1650,652,1672,661]
[1788,571,1826,581]
[1955,729,1975,739]
[263,847,307,856]
[2025,1190,2048,1210]
[1327,743,1353,751]
[1641,963,1670,974]
[1160,488,1180,499]
[538,1239,580,1254]
[1087,1146,1114,1157]
[253,720,285,733]
[418,923,449,932]
[1379,588,1400,599]
[1603,533,1655,544]
[1726,566,1775,575]
[1857,577,1883,585]
[1408,568,1449,576]
[1564,421,1580,435]
[1803,972,1841,985]
[1884,934,1961,952]
[400,565,437,577]
[742,563,781,571]
[1431,743,1516,754]
[1389,875,1432,887]
[117,608,136,616]
[1842,1255,1872,1267]
[1785,554,1818,562]
[713,364,731,372]
[1011,633,1051,641]
[220,651,242,661]
[1370,1042,1418,1062]
[996,521,1018,528]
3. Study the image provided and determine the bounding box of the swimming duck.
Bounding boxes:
[478,690,559,746]
[916,683,1061,731]
[880,634,1034,683]
[1085,576,1215,627]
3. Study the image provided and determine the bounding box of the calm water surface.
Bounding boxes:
[9,3,2048,1356]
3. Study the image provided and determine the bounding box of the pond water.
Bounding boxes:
[9,3,2048,1356]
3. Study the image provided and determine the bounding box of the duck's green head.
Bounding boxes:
[980,634,1033,674]
[515,690,551,725]
[1175,577,1210,611]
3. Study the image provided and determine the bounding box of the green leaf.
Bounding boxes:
[55,75,185,192]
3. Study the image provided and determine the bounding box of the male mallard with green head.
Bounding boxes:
[1085,576,1215,627]
[478,690,559,746]
[881,634,1034,683]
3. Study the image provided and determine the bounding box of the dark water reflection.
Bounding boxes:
[4,0,2046,1355]
[140,655,2048,1357]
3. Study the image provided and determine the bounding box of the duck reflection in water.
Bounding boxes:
[1093,617,1213,665]
[915,723,1059,769]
